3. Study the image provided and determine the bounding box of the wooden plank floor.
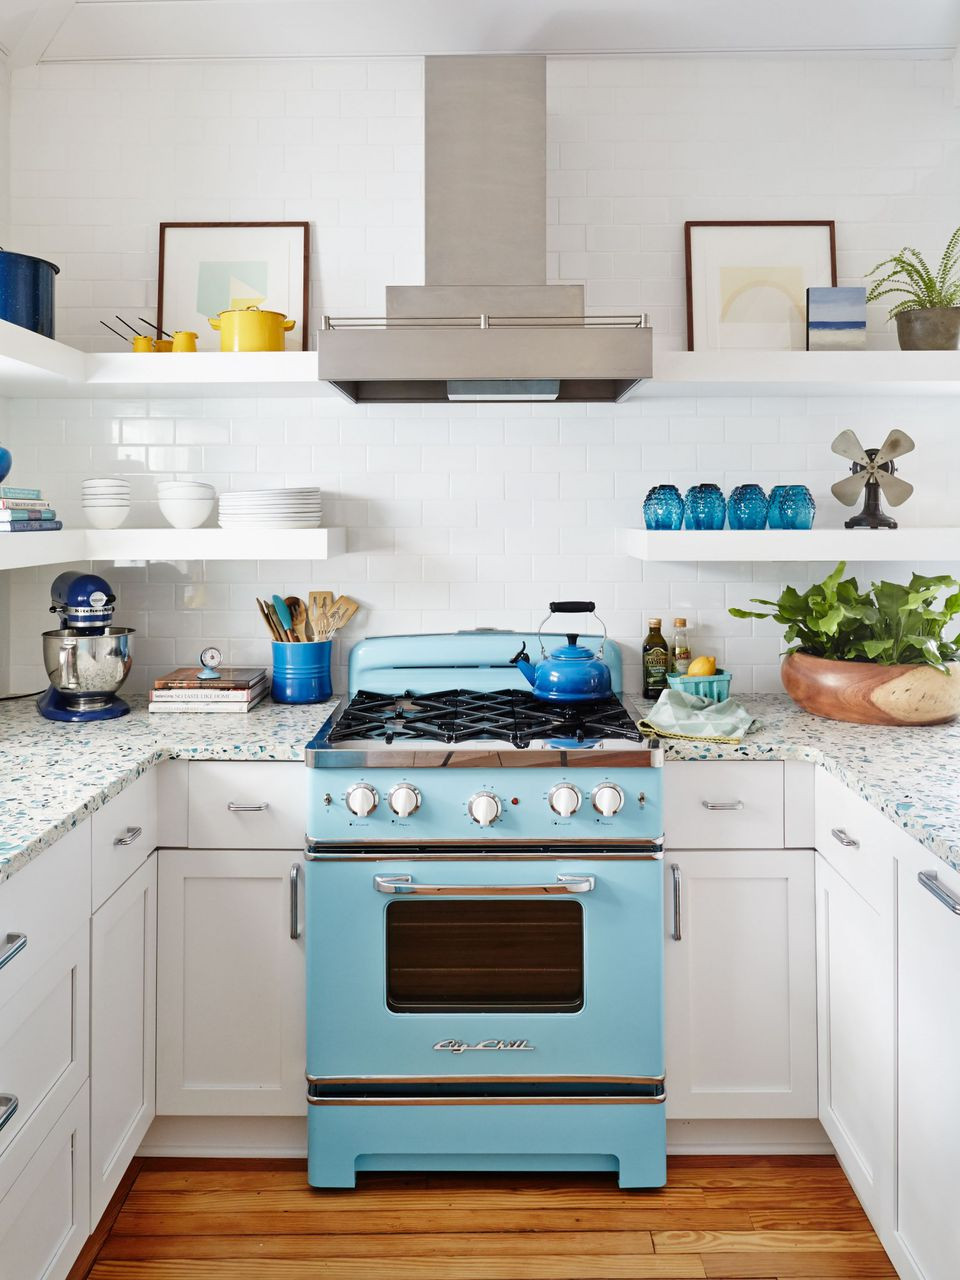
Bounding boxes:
[73,1156,898,1280]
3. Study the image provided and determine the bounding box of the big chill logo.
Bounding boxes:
[433,1039,535,1054]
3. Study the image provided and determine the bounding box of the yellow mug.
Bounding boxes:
[131,335,154,353]
[172,331,198,353]
[154,339,173,353]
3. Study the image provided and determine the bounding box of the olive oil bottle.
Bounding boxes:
[643,617,669,700]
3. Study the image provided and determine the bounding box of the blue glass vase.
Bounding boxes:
[766,485,789,529]
[683,483,726,530]
[643,484,684,530]
[727,484,769,530]
[0,446,11,486]
[778,484,816,529]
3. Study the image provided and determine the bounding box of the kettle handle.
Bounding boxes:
[536,604,607,659]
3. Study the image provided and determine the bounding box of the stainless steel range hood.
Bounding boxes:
[317,56,651,404]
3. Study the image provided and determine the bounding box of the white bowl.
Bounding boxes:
[157,480,215,491]
[85,506,130,529]
[158,486,215,499]
[158,496,215,529]
[82,483,130,493]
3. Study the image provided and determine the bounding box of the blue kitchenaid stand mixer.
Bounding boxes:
[37,571,135,722]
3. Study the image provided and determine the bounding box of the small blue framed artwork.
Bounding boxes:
[806,286,866,351]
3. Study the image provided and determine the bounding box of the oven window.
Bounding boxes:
[385,900,584,1013]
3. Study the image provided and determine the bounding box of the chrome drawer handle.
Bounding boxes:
[113,825,142,847]
[227,801,270,813]
[374,873,596,897]
[0,1095,18,1132]
[0,933,26,972]
[919,870,960,915]
[670,864,682,941]
[831,827,859,849]
[290,863,301,939]
[701,800,743,811]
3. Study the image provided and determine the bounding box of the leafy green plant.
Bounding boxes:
[729,562,960,673]
[866,225,960,320]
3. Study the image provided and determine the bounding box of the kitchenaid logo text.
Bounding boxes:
[433,1039,535,1054]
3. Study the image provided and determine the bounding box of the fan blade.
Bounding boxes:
[831,473,869,506]
[874,428,915,465]
[831,429,870,465]
[875,471,914,507]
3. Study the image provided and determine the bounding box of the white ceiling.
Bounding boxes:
[2,0,959,64]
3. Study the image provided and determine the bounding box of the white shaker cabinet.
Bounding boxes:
[663,848,817,1119]
[156,848,305,1116]
[90,854,157,1222]
[895,841,960,1280]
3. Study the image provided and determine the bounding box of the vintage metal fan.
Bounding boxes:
[830,429,915,529]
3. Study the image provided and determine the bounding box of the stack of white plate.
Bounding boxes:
[157,479,216,529]
[218,487,324,529]
[82,477,130,530]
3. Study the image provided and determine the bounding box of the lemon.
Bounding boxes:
[687,655,717,677]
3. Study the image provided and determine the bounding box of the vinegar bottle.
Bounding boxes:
[643,618,669,700]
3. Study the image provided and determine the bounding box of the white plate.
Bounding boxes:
[218,519,323,529]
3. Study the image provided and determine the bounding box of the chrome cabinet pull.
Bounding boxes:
[227,801,269,813]
[918,870,960,915]
[373,873,595,897]
[0,1095,18,1132]
[831,827,859,849]
[670,864,682,941]
[290,863,301,939]
[0,933,26,972]
[701,800,743,811]
[113,825,142,847]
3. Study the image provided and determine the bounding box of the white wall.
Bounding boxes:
[4,54,960,696]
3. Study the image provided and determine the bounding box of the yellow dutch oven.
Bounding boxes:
[208,306,296,352]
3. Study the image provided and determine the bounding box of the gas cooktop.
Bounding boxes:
[327,688,645,749]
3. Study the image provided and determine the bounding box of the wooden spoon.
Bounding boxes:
[284,596,310,643]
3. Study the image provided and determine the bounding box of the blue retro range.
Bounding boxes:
[303,627,666,1188]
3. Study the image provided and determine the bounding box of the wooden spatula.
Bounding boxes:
[284,596,310,642]
[329,595,359,631]
[308,590,331,640]
[256,597,283,641]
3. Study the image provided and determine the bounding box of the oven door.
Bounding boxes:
[306,851,663,1083]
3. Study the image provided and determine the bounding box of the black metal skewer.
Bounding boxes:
[115,315,142,337]
[139,316,172,339]
[100,320,129,343]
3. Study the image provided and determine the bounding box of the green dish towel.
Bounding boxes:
[638,688,757,744]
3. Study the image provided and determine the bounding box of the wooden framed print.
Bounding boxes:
[685,221,836,351]
[157,221,310,351]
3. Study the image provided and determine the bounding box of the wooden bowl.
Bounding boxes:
[781,651,960,726]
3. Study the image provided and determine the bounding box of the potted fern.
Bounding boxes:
[866,225,960,349]
[730,563,960,726]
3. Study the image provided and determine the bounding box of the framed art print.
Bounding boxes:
[157,222,310,351]
[685,221,836,351]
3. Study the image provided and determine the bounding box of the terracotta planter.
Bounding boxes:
[895,306,960,351]
[781,651,960,726]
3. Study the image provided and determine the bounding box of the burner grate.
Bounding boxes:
[327,688,644,747]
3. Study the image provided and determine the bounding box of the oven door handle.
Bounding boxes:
[373,873,596,896]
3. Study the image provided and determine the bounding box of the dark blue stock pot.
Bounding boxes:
[0,249,59,338]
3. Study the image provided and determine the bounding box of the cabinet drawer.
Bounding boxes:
[664,761,784,849]
[188,763,305,849]
[91,769,158,911]
[0,924,89,1180]
[0,823,90,1010]
[0,1083,89,1280]
[814,769,902,912]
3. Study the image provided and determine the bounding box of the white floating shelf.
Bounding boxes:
[625,527,960,563]
[635,350,960,397]
[83,350,329,398]
[0,527,345,571]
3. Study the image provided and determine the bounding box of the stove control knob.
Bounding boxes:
[548,784,581,818]
[345,783,379,818]
[388,784,421,818]
[592,783,625,817]
[468,791,502,827]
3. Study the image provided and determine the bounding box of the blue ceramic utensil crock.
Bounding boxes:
[0,250,59,338]
[511,601,612,702]
[272,640,332,704]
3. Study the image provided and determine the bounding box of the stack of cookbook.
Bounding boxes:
[149,667,268,713]
[0,483,62,533]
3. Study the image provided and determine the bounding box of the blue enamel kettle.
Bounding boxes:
[511,601,613,703]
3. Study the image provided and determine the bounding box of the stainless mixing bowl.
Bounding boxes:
[41,626,134,709]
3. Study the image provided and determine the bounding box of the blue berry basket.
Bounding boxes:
[666,669,733,703]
